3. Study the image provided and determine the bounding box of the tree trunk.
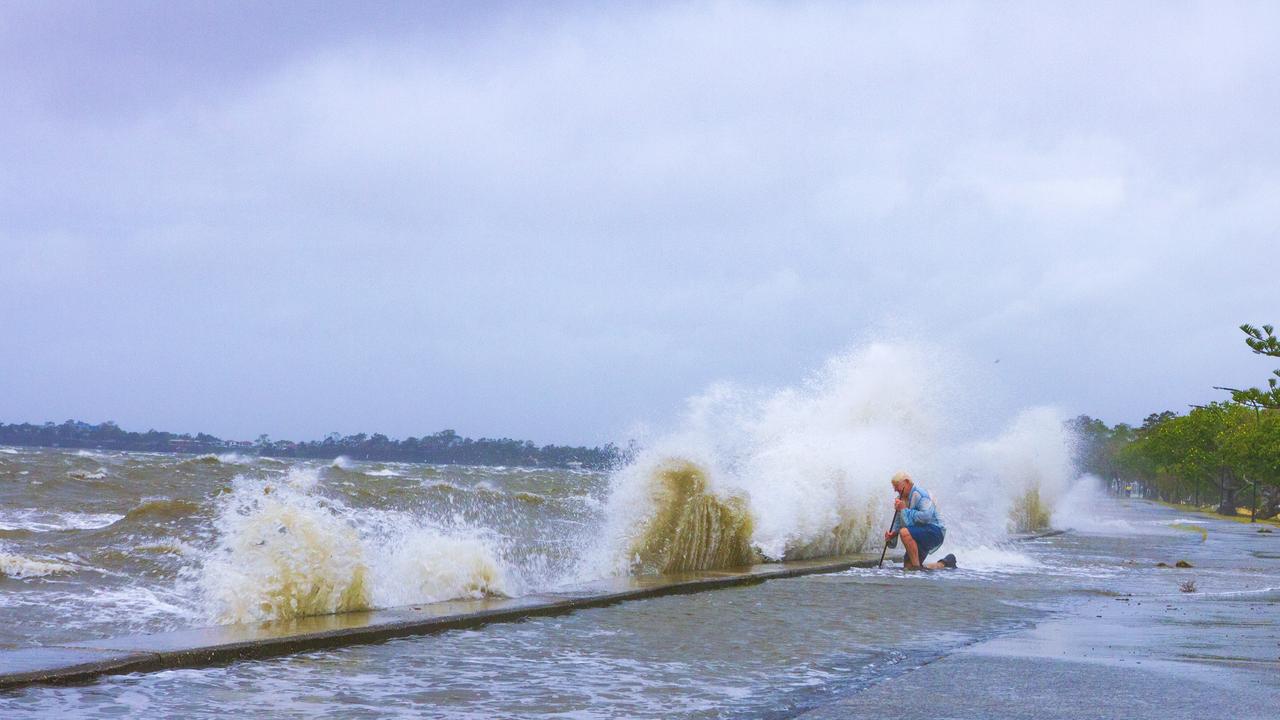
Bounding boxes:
[1257,486,1280,521]
[1215,468,1238,516]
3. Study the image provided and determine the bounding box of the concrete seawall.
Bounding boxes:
[0,554,883,689]
[0,531,1064,690]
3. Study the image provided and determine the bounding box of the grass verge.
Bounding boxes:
[1153,500,1280,528]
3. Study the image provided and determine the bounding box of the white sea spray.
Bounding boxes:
[0,509,124,532]
[200,468,509,623]
[590,342,1082,576]
[0,543,79,578]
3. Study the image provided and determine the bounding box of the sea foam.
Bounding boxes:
[200,469,508,623]
[590,342,1082,576]
[0,549,78,578]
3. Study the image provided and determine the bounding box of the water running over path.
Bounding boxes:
[8,500,1272,717]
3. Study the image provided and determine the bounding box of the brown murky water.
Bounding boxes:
[3,447,1276,717]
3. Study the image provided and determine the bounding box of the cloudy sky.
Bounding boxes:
[2,1,1277,445]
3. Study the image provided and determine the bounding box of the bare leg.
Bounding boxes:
[899,527,921,569]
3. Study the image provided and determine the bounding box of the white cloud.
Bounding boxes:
[1,1,1277,442]
[947,137,1130,217]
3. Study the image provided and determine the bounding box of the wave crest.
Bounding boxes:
[626,460,756,574]
[203,480,370,623]
[593,342,1082,573]
[184,453,256,466]
[0,509,124,533]
[374,530,507,606]
[0,553,78,578]
[124,498,203,523]
[201,472,509,623]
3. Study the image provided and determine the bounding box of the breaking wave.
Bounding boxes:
[66,468,111,481]
[592,342,1081,575]
[200,469,508,623]
[623,460,756,574]
[185,452,257,466]
[0,509,124,533]
[0,551,79,578]
[1051,474,1139,534]
[968,407,1075,533]
[0,340,1087,638]
[373,529,507,607]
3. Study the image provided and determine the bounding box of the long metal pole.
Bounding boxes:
[877,504,898,568]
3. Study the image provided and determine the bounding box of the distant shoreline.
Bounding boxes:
[0,420,622,471]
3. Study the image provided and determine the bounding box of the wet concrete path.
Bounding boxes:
[801,501,1280,719]
[5,502,1265,718]
[1,554,895,689]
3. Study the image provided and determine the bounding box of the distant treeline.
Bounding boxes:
[1070,323,1280,520]
[1070,406,1278,520]
[0,420,623,470]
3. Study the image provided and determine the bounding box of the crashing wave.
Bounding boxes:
[780,481,878,560]
[184,452,256,466]
[329,456,357,470]
[201,477,371,623]
[967,407,1074,533]
[201,470,508,623]
[0,509,124,533]
[620,460,756,575]
[374,529,507,607]
[593,343,1082,573]
[0,553,78,578]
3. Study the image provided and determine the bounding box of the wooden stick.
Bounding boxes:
[877,504,897,568]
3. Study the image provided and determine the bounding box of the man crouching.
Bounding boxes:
[885,471,956,571]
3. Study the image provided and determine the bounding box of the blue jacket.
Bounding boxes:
[892,486,945,531]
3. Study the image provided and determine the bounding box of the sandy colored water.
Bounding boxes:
[5,496,1274,717]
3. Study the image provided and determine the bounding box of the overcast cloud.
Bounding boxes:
[2,1,1277,445]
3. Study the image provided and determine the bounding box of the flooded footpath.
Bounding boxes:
[4,498,1275,718]
[806,500,1280,720]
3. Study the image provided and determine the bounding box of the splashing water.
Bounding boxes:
[184,453,257,466]
[624,460,756,574]
[0,509,124,532]
[201,474,371,622]
[593,343,1082,575]
[967,406,1076,533]
[1051,474,1139,534]
[373,528,507,607]
[0,551,78,579]
[1,340,1088,640]
[200,469,508,623]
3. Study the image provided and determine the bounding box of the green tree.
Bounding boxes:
[1232,323,1280,409]
[1145,404,1259,514]
[1218,405,1280,519]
